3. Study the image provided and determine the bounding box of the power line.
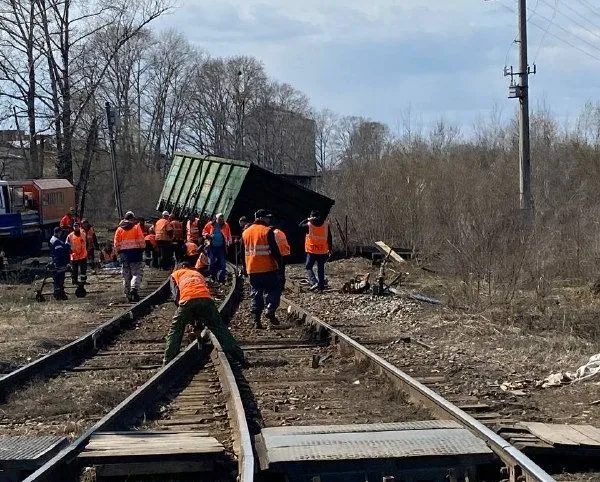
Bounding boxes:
[534,0,558,62]
[531,6,600,55]
[497,0,600,63]
[538,0,600,44]
[573,0,600,23]
[559,0,600,32]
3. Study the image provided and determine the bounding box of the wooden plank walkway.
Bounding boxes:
[521,423,600,447]
[79,431,224,459]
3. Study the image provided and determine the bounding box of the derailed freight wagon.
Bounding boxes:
[157,153,334,259]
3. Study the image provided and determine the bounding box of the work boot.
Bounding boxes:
[125,292,132,302]
[265,311,280,326]
[253,313,264,329]
[130,289,140,302]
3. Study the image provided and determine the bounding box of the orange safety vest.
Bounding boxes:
[114,224,145,253]
[185,241,199,257]
[195,252,209,270]
[155,218,173,241]
[145,234,157,249]
[274,228,291,257]
[242,224,278,274]
[67,231,88,261]
[171,220,184,241]
[101,247,117,262]
[187,219,199,242]
[171,268,211,303]
[202,221,232,245]
[305,222,329,255]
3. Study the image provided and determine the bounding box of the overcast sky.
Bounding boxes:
[156,0,600,135]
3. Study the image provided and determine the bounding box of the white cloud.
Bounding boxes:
[154,0,600,131]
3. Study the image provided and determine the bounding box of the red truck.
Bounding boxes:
[0,179,76,254]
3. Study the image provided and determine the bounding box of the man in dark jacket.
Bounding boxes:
[113,211,146,302]
[49,227,70,300]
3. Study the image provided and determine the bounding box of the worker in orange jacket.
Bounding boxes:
[194,243,210,274]
[81,219,99,268]
[155,211,174,270]
[60,207,79,232]
[144,227,159,268]
[67,222,88,290]
[163,262,246,366]
[114,211,146,302]
[202,213,232,283]
[170,214,185,262]
[242,209,282,328]
[184,240,199,266]
[186,213,200,244]
[273,225,291,291]
[300,210,332,292]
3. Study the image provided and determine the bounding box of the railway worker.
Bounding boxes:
[186,213,200,244]
[195,243,210,274]
[81,219,99,268]
[170,214,185,262]
[202,213,232,283]
[114,211,146,302]
[67,222,88,287]
[300,210,332,292]
[49,227,70,300]
[273,225,291,291]
[155,211,174,270]
[242,209,282,328]
[60,207,77,232]
[164,262,247,366]
[184,240,200,266]
[100,241,119,268]
[144,227,159,268]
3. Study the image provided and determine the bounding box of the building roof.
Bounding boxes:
[32,179,73,190]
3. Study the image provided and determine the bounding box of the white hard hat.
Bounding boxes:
[162,211,170,217]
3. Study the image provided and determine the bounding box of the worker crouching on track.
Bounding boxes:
[67,222,88,289]
[300,210,332,292]
[163,262,247,367]
[49,227,70,300]
[114,211,146,302]
[242,209,282,329]
[202,213,232,283]
[195,242,210,274]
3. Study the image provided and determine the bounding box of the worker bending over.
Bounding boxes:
[242,209,282,328]
[163,262,246,366]
[300,210,332,291]
[114,211,146,302]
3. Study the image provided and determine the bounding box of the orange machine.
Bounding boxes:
[0,179,75,254]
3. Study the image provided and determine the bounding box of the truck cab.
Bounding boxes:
[0,179,75,254]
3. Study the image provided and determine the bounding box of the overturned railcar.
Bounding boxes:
[157,153,334,259]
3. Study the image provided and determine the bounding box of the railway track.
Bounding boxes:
[17,267,251,482]
[0,268,170,401]
[0,270,557,481]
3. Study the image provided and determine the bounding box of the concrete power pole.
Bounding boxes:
[505,0,535,220]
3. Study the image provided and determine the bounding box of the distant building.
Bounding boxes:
[245,106,317,189]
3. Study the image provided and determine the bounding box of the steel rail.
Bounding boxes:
[282,296,555,482]
[0,277,171,400]
[24,268,251,482]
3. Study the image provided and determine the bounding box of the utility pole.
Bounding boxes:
[105,102,123,220]
[505,0,535,221]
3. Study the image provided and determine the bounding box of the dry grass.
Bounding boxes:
[0,272,127,370]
